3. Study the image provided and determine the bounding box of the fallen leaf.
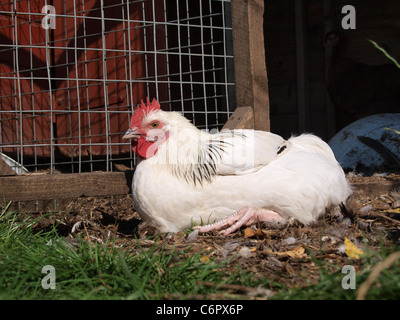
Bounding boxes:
[244,225,266,238]
[286,246,305,258]
[200,256,210,263]
[244,227,256,238]
[261,245,305,259]
[344,237,364,259]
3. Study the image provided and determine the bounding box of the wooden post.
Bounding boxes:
[230,0,270,131]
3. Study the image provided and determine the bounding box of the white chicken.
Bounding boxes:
[123,98,352,235]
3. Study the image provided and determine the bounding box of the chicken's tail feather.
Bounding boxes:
[288,133,337,162]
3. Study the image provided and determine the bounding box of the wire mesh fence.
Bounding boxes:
[0,0,236,173]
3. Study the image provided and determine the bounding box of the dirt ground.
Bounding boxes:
[29,172,400,295]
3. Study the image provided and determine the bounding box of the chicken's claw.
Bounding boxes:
[194,207,284,236]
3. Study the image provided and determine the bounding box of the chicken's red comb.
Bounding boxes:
[130,98,161,128]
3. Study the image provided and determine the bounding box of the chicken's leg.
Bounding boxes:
[194,207,284,236]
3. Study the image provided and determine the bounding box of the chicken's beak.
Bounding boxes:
[122,128,142,140]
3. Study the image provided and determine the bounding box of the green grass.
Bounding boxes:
[0,203,399,299]
[369,39,400,69]
[0,204,258,299]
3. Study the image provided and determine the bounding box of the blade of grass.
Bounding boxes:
[369,39,400,69]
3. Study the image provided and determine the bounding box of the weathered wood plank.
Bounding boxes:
[222,106,254,130]
[0,171,133,203]
[2,171,398,204]
[1,170,399,213]
[231,0,270,131]
[0,157,16,176]
[352,181,400,199]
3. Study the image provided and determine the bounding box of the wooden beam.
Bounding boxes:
[0,157,16,176]
[0,171,132,203]
[1,169,399,213]
[222,106,254,130]
[231,0,270,131]
[352,181,400,199]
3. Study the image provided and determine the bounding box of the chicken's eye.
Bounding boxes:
[150,121,159,128]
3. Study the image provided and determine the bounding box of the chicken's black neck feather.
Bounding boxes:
[170,141,224,186]
[168,130,246,186]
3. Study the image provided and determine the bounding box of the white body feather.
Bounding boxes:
[131,111,352,232]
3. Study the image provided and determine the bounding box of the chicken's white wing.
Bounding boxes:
[209,129,287,175]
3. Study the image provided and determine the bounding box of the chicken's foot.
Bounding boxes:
[194,207,284,236]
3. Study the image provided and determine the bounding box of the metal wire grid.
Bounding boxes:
[0,0,235,173]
